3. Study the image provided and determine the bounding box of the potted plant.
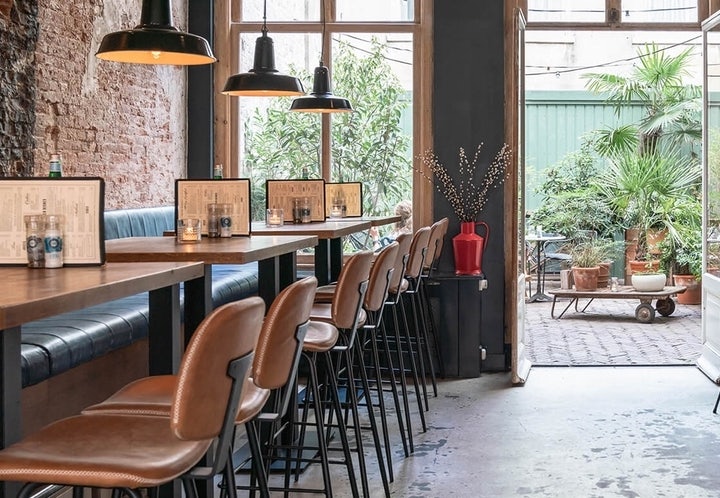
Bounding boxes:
[660,227,702,304]
[570,238,614,291]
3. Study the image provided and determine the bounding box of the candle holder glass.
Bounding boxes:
[177,218,202,243]
[266,208,284,227]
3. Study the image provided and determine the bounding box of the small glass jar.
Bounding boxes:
[43,214,64,268]
[207,204,220,238]
[24,214,46,268]
[293,197,312,224]
[610,276,619,292]
[219,203,233,237]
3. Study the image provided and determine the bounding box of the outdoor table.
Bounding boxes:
[525,234,566,302]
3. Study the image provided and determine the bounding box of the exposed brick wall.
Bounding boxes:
[0,0,13,18]
[0,0,38,176]
[2,0,188,208]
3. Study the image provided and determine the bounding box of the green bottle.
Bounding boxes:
[49,154,62,178]
[213,164,223,179]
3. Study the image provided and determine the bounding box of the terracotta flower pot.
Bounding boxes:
[673,274,701,305]
[572,266,599,291]
[597,261,611,288]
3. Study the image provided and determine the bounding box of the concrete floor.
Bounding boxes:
[236,366,720,497]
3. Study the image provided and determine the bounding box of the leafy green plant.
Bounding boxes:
[530,137,618,239]
[570,238,616,268]
[659,201,703,280]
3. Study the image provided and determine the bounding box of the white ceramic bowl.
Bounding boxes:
[631,273,666,292]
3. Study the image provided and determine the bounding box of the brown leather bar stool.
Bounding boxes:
[302,250,391,497]
[418,217,449,386]
[380,232,422,447]
[354,242,407,479]
[0,297,265,498]
[81,277,332,497]
[401,226,433,411]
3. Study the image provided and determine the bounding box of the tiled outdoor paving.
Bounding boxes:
[524,286,702,366]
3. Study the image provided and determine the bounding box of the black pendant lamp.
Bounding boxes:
[96,0,216,65]
[221,0,304,96]
[289,0,352,113]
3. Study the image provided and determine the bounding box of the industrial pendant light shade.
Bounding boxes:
[289,64,352,113]
[96,0,216,65]
[222,28,305,96]
[289,0,352,113]
[221,0,304,96]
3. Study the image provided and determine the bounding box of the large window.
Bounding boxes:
[221,0,427,225]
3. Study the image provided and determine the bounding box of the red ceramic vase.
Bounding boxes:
[452,221,489,275]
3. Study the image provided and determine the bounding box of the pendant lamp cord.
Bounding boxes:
[262,0,268,37]
[319,0,326,66]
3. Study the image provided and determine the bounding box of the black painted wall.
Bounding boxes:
[187,0,214,179]
[433,0,506,370]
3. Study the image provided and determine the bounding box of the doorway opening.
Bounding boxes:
[521,27,704,367]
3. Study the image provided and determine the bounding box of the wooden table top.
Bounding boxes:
[0,261,204,330]
[250,219,372,238]
[331,215,401,227]
[105,235,318,264]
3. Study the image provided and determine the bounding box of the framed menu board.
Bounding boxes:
[266,179,326,223]
[175,179,251,236]
[0,177,105,266]
[324,182,363,217]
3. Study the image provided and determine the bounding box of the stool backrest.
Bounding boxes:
[389,232,412,294]
[332,250,373,329]
[425,217,449,272]
[171,297,264,441]
[405,226,431,280]
[254,276,317,391]
[364,242,399,312]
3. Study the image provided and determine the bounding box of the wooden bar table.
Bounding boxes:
[333,214,402,249]
[105,235,318,338]
[251,220,372,285]
[0,261,204,498]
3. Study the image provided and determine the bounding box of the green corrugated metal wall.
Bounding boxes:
[525,90,645,211]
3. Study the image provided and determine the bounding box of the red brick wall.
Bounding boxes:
[33,0,187,209]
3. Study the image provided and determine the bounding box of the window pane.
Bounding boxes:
[527,0,606,23]
[621,0,697,23]
[330,32,414,219]
[235,33,321,220]
[240,0,319,22]
[336,0,414,22]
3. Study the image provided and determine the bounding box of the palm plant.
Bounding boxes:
[597,149,700,261]
[583,43,701,158]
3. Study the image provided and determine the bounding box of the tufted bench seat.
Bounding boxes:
[20,206,259,389]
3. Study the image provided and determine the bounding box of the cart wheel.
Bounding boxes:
[635,303,656,323]
[656,298,676,317]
